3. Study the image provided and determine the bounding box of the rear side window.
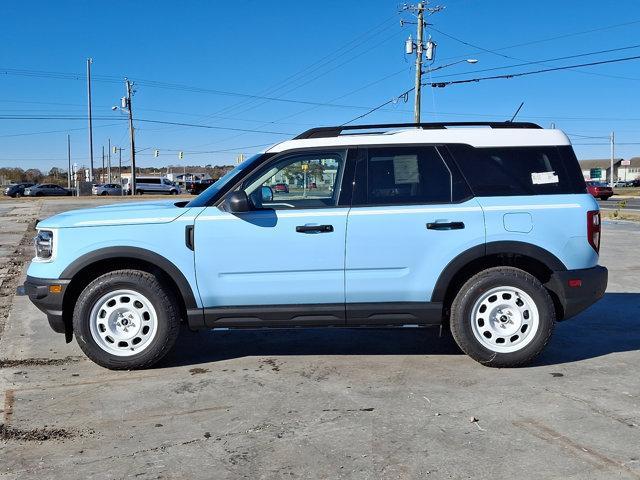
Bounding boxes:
[355,146,470,206]
[448,144,587,196]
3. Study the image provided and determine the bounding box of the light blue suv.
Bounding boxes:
[22,122,608,369]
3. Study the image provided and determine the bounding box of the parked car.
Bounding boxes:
[633,179,640,187]
[586,181,614,200]
[273,183,289,193]
[92,183,123,196]
[21,122,607,370]
[3,183,35,198]
[188,178,216,195]
[23,184,72,197]
[614,180,634,188]
[126,176,180,195]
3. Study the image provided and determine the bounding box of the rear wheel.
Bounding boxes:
[14,192,21,198]
[101,191,107,196]
[449,266,555,367]
[73,270,181,369]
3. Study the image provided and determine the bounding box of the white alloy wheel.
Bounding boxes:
[470,286,540,353]
[89,289,158,357]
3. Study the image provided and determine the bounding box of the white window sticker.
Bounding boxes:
[393,155,420,184]
[531,171,559,185]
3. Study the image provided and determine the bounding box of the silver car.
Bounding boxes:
[24,184,72,197]
[92,183,123,196]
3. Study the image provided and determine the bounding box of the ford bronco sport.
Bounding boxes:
[22,122,608,369]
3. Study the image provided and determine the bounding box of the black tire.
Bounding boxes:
[35,192,43,197]
[73,269,181,369]
[170,189,178,195]
[449,266,555,368]
[136,189,143,195]
[14,193,20,198]
[101,191,107,196]
[600,196,609,201]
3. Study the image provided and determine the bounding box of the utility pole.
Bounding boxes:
[125,79,137,194]
[101,145,105,183]
[108,138,111,183]
[67,134,71,189]
[414,2,424,124]
[86,58,95,182]
[610,131,615,187]
[118,147,123,195]
[403,2,442,123]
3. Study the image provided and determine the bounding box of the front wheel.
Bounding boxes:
[73,270,181,369]
[449,267,555,368]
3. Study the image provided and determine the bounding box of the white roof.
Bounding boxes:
[266,127,571,153]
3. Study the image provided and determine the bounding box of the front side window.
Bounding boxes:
[357,146,455,205]
[243,151,345,209]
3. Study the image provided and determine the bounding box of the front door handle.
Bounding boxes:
[426,221,465,230]
[296,224,334,234]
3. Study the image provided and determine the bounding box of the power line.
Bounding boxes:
[436,19,640,62]
[430,27,640,82]
[428,44,640,80]
[425,55,640,88]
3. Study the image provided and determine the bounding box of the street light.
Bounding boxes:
[424,58,478,74]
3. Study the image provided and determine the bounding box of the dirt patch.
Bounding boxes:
[0,356,81,368]
[188,367,209,375]
[0,423,75,442]
[0,216,40,340]
[259,358,281,372]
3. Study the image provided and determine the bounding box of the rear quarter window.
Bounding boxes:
[448,144,586,196]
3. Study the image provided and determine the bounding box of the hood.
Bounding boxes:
[37,200,190,229]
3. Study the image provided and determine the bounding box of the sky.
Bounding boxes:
[2,0,640,172]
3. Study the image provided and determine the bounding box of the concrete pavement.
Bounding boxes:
[0,198,639,479]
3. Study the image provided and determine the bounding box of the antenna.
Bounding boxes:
[509,102,524,122]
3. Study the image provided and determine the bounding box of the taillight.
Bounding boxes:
[587,210,601,253]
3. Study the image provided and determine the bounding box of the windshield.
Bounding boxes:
[186,153,266,207]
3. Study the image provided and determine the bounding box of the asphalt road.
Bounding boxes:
[1,198,639,480]
[599,196,640,211]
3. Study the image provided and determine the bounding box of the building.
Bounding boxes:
[578,159,623,183]
[166,172,211,185]
[616,157,640,182]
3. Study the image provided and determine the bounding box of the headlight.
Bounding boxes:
[34,230,53,259]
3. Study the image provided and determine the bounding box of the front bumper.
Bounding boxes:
[18,276,70,334]
[545,265,608,320]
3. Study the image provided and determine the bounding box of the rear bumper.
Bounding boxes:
[545,265,608,320]
[18,276,70,334]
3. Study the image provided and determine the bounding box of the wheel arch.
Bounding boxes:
[60,247,198,339]
[432,241,567,317]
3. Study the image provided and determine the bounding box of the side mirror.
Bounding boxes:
[261,186,274,202]
[227,190,251,213]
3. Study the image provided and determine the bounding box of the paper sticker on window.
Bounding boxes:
[531,171,559,185]
[393,155,419,184]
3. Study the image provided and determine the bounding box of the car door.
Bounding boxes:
[193,149,352,328]
[344,145,485,325]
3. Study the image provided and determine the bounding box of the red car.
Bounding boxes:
[586,181,614,200]
[273,183,289,193]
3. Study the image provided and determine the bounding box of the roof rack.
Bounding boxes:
[294,122,542,140]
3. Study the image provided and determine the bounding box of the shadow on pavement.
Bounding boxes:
[537,292,640,366]
[159,293,640,368]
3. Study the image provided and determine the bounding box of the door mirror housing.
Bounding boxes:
[227,190,251,213]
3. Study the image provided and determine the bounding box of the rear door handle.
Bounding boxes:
[426,221,465,230]
[296,224,334,234]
